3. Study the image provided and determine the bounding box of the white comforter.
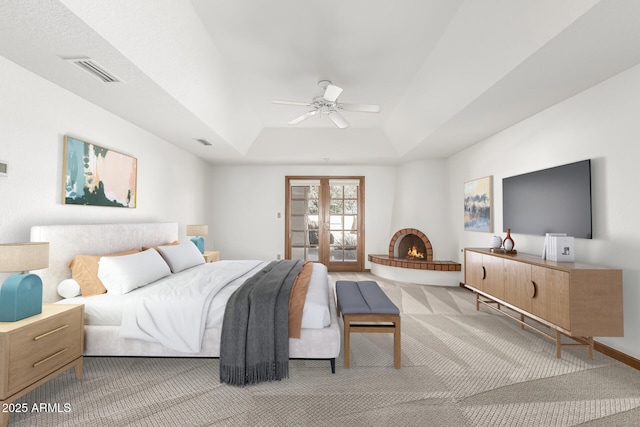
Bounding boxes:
[119,260,264,353]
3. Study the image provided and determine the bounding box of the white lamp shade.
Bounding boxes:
[186,225,208,237]
[0,242,50,272]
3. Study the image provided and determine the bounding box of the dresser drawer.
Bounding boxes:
[7,306,83,396]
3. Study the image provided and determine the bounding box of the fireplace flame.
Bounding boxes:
[407,245,425,259]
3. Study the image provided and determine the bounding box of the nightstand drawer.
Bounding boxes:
[7,307,83,396]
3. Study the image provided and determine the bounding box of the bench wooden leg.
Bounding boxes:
[343,314,401,369]
[394,317,401,369]
[344,315,351,368]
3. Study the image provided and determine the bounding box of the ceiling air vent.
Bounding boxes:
[195,138,213,146]
[64,57,122,83]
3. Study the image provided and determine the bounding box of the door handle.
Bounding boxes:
[530,281,537,298]
[482,266,486,280]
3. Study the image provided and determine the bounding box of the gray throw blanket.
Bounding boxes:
[219,260,303,386]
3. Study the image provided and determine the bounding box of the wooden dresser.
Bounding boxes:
[464,248,623,358]
[1,304,84,427]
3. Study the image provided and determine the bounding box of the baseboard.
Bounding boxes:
[593,340,640,370]
[576,337,640,370]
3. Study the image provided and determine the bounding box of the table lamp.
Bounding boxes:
[186,225,208,254]
[0,242,49,322]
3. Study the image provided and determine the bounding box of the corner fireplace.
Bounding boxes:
[368,228,461,271]
[390,228,432,261]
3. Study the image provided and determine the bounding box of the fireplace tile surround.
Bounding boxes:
[369,228,461,272]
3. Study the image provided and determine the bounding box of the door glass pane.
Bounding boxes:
[291,200,305,215]
[292,231,305,246]
[330,200,343,214]
[344,248,357,261]
[307,246,319,261]
[291,247,305,261]
[291,187,306,198]
[290,184,319,262]
[329,183,359,263]
[330,186,343,199]
[307,198,318,215]
[344,215,356,231]
[330,231,343,245]
[329,215,343,230]
[291,215,305,230]
[344,185,357,199]
[344,199,357,214]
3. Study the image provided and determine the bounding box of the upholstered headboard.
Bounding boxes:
[30,223,179,303]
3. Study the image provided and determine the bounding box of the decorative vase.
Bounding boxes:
[503,228,515,251]
[490,235,502,249]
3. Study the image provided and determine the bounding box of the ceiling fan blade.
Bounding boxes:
[288,110,319,125]
[273,100,313,107]
[329,110,349,129]
[339,103,381,113]
[323,84,343,102]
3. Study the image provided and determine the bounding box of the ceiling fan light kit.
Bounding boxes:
[273,80,381,129]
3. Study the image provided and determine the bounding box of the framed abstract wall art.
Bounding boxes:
[63,136,137,208]
[464,175,492,232]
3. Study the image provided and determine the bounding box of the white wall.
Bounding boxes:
[0,57,211,282]
[210,164,397,266]
[389,159,457,261]
[448,62,640,359]
[210,160,459,270]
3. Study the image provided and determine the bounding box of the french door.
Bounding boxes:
[285,176,364,272]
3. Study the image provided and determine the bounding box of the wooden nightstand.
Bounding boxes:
[203,251,220,263]
[0,304,84,427]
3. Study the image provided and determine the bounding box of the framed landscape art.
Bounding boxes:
[464,175,492,232]
[63,136,137,208]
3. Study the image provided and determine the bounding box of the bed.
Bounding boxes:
[29,223,341,373]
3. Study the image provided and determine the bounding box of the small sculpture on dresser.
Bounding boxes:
[503,228,515,251]
[490,235,503,250]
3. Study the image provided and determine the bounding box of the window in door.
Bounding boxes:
[285,176,364,272]
[288,181,320,262]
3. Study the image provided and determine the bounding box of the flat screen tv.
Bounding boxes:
[502,160,592,239]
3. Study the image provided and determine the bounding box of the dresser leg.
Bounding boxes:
[74,356,84,380]
[555,331,562,358]
[1,407,8,427]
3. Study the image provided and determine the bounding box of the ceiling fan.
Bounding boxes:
[272,80,381,129]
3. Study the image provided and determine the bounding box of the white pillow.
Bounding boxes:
[98,249,171,295]
[301,262,331,328]
[57,278,81,299]
[157,242,205,273]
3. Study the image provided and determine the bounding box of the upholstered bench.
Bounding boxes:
[335,280,401,369]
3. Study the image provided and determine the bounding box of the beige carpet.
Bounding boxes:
[9,273,640,426]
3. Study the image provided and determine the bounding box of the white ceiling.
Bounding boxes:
[2,0,640,165]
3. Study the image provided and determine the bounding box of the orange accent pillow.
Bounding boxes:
[141,240,180,251]
[67,248,139,297]
[288,261,314,339]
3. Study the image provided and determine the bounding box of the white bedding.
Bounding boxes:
[57,260,331,352]
[32,223,340,362]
